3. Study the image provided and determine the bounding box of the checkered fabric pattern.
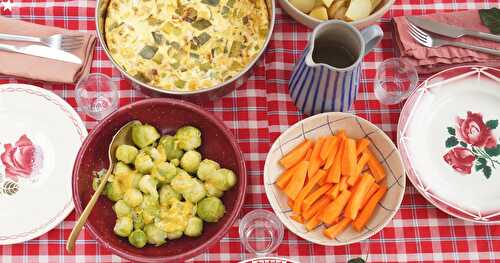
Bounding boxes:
[1,0,499,262]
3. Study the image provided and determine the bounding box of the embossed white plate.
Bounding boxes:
[264,112,405,246]
[398,66,500,223]
[0,84,87,244]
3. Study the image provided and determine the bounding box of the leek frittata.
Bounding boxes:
[105,0,269,91]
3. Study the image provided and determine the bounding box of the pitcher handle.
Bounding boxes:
[360,25,384,56]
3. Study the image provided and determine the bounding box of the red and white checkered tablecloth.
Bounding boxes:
[1,0,499,262]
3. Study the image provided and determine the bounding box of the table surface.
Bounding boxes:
[1,0,499,262]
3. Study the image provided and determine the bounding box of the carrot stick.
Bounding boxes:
[356,138,371,156]
[303,195,331,221]
[308,137,326,178]
[287,198,294,208]
[290,213,304,224]
[293,169,327,213]
[345,173,375,220]
[276,165,298,189]
[366,149,386,182]
[323,136,340,170]
[320,190,352,225]
[346,172,360,187]
[302,184,333,212]
[283,161,309,200]
[304,148,313,161]
[327,183,340,199]
[326,139,344,183]
[279,140,313,169]
[320,136,337,161]
[337,129,346,140]
[360,183,380,209]
[323,217,352,239]
[341,138,357,176]
[354,150,370,177]
[339,176,348,192]
[352,186,387,231]
[305,211,323,231]
[318,174,327,186]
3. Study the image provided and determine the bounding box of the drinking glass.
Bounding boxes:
[239,209,284,257]
[374,58,419,105]
[75,73,119,120]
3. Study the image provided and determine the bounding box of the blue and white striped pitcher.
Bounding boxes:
[289,20,383,116]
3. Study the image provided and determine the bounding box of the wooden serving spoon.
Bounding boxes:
[66,120,142,253]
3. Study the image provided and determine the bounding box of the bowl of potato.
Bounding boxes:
[278,0,394,28]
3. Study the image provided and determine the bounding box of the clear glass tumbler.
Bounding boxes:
[374,58,419,105]
[75,73,119,120]
[239,209,284,257]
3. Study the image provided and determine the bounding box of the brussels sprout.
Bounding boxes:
[116,145,139,164]
[175,126,202,151]
[113,162,133,177]
[132,211,145,230]
[114,217,133,237]
[204,181,223,197]
[159,185,181,206]
[152,162,177,183]
[138,175,158,198]
[144,224,167,246]
[166,231,183,240]
[106,180,123,202]
[128,229,147,248]
[113,200,132,218]
[180,150,202,173]
[182,178,206,203]
[170,171,195,194]
[184,217,203,237]
[197,159,220,181]
[115,170,142,190]
[170,159,180,167]
[132,124,161,149]
[216,168,237,191]
[135,152,154,174]
[197,197,225,223]
[92,177,103,193]
[206,169,227,191]
[140,194,160,224]
[158,135,184,161]
[123,188,143,207]
[141,146,167,163]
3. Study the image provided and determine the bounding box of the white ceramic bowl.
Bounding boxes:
[264,112,405,245]
[278,0,395,29]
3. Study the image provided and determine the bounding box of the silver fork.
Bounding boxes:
[0,33,84,51]
[407,22,500,56]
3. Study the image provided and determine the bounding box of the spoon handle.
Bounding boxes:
[66,168,112,252]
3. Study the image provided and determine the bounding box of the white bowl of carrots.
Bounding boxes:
[264,112,405,245]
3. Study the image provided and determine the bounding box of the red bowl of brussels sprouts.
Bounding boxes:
[71,98,247,262]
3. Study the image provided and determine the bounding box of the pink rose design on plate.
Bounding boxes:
[443,147,476,174]
[457,112,496,148]
[1,135,43,182]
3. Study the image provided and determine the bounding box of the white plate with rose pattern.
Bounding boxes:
[398,66,500,223]
[0,84,87,244]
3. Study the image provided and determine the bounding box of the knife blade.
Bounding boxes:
[407,16,500,43]
[0,43,82,64]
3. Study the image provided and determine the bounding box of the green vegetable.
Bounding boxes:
[92,177,102,193]
[139,175,158,198]
[479,8,500,34]
[197,159,220,181]
[180,150,202,174]
[113,200,132,218]
[144,224,167,246]
[116,145,139,164]
[123,188,144,207]
[132,124,160,149]
[193,32,211,47]
[141,146,166,163]
[113,162,132,177]
[132,211,145,230]
[152,53,164,65]
[175,79,186,89]
[159,184,182,206]
[221,6,230,17]
[159,135,184,161]
[197,197,225,222]
[183,7,198,22]
[106,180,123,202]
[202,0,220,6]
[204,181,223,197]
[175,126,202,151]
[166,231,183,240]
[229,41,242,57]
[135,152,154,174]
[152,162,177,183]
[182,178,206,203]
[191,19,212,30]
[139,45,158,59]
[216,168,237,191]
[184,217,203,237]
[171,171,195,194]
[128,229,147,248]
[151,31,164,45]
[114,217,133,237]
[226,0,235,7]
[199,63,212,71]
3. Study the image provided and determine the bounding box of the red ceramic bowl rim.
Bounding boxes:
[71,98,247,262]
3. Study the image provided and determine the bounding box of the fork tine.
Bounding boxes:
[61,35,85,40]
[407,22,428,40]
[61,39,85,46]
[408,25,428,46]
[61,44,83,51]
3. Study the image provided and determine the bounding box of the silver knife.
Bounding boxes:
[0,43,82,64]
[407,16,500,43]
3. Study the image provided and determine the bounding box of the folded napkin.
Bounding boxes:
[0,16,96,84]
[393,10,500,74]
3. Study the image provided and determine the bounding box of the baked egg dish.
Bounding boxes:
[105,0,269,91]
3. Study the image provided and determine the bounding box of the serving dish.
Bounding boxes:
[96,0,275,102]
[398,65,500,223]
[0,83,87,245]
[264,112,405,245]
[72,98,247,262]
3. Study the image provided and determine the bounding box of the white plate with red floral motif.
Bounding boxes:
[0,84,87,244]
[398,66,500,223]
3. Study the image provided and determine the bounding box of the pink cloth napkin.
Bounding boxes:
[0,16,96,84]
[393,10,500,74]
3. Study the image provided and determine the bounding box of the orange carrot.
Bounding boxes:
[354,150,370,177]
[323,136,340,169]
[352,186,387,231]
[303,195,331,220]
[283,161,309,200]
[302,184,332,212]
[279,140,313,169]
[344,173,375,220]
[341,138,357,176]
[366,149,386,182]
[304,148,313,161]
[323,217,352,239]
[308,137,326,178]
[337,129,346,140]
[290,213,304,224]
[287,198,294,208]
[360,183,380,209]
[356,138,371,156]
[305,211,323,231]
[339,176,348,192]
[320,136,337,161]
[346,172,360,187]
[276,165,298,189]
[320,190,352,225]
[318,174,327,186]
[293,169,327,213]
[327,184,340,199]
[326,139,344,183]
